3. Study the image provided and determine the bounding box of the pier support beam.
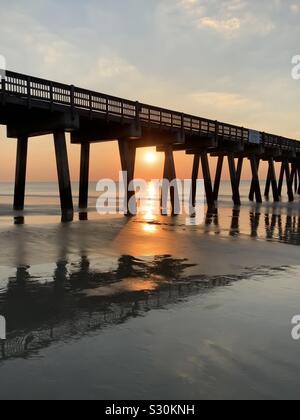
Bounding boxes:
[284,160,294,202]
[236,157,244,189]
[264,165,271,199]
[213,156,224,202]
[228,155,241,206]
[14,136,28,211]
[162,146,180,216]
[249,157,262,203]
[269,158,280,202]
[119,139,137,216]
[249,158,260,201]
[277,160,294,202]
[201,153,214,208]
[213,155,243,205]
[53,130,74,220]
[191,154,200,208]
[79,143,90,210]
[278,162,285,197]
[291,164,298,194]
[265,158,279,202]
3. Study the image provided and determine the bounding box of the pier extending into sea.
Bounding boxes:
[1,70,300,220]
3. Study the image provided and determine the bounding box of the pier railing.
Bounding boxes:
[1,70,300,152]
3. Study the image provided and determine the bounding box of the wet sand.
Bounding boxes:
[1,184,300,400]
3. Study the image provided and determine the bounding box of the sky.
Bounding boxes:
[1,0,300,182]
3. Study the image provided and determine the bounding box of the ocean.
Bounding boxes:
[1,181,300,400]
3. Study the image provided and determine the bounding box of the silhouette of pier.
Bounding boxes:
[1,70,300,220]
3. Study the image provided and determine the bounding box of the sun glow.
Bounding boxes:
[144,151,157,165]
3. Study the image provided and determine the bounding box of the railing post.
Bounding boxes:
[70,84,75,118]
[50,82,54,111]
[1,76,6,105]
[262,132,266,148]
[121,100,124,123]
[27,76,31,109]
[106,96,109,121]
[245,128,249,143]
[135,101,141,130]
[215,121,219,143]
[89,92,93,120]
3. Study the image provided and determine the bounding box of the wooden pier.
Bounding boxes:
[1,70,300,220]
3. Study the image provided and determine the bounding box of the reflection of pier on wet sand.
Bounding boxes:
[204,206,300,245]
[0,255,281,362]
[1,204,300,361]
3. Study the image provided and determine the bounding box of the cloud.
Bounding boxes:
[168,0,276,37]
[1,1,300,136]
[185,90,262,125]
[199,17,241,33]
[94,56,137,79]
[190,90,261,110]
[0,6,80,80]
[290,3,300,14]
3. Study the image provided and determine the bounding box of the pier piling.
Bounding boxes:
[14,136,28,211]
[264,165,272,200]
[249,157,262,203]
[191,154,200,208]
[278,163,285,197]
[284,159,294,202]
[162,146,180,216]
[201,153,214,208]
[118,139,137,216]
[79,143,90,210]
[213,156,224,202]
[269,158,280,202]
[228,155,241,206]
[54,130,74,220]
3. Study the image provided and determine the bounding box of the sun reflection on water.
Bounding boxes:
[143,223,158,234]
[138,181,160,232]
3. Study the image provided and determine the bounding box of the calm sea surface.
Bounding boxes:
[1,181,300,400]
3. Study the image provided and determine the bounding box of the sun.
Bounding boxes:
[144,151,157,165]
